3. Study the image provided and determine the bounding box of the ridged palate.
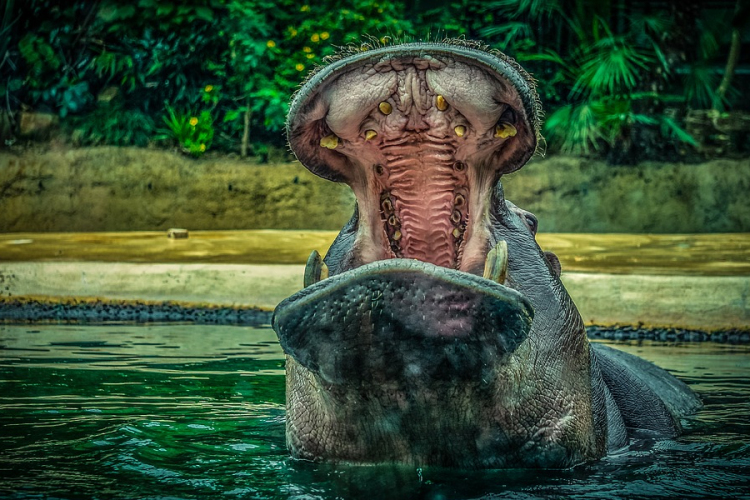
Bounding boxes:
[380,138,468,268]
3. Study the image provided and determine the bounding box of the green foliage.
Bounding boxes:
[465,0,709,160]
[69,104,156,147]
[0,0,744,163]
[159,105,215,157]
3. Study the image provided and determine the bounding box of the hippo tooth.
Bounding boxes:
[320,134,339,149]
[494,123,517,138]
[378,101,392,115]
[454,125,466,137]
[365,130,378,141]
[436,94,448,111]
[483,240,508,284]
[304,250,329,287]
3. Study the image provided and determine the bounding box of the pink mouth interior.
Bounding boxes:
[288,52,537,272]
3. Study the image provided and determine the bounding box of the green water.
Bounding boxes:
[1,324,749,499]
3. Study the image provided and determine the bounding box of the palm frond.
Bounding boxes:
[572,35,652,97]
[544,103,603,154]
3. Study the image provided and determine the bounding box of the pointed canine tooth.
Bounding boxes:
[436,95,448,111]
[483,241,508,284]
[365,129,378,141]
[304,250,328,287]
[320,134,339,149]
[454,125,466,137]
[378,101,392,115]
[494,123,517,138]
[393,230,402,241]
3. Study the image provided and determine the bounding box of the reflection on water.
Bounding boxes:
[1,324,748,499]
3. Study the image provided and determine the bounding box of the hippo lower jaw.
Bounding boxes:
[274,257,533,387]
[273,258,597,468]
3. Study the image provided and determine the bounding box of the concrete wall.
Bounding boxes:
[2,146,749,232]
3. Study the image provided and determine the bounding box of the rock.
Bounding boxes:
[18,112,58,139]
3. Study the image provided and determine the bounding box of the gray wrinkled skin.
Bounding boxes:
[274,41,701,468]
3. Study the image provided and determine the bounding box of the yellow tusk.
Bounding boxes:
[393,230,402,241]
[494,123,517,139]
[483,241,508,284]
[365,129,378,141]
[378,101,392,115]
[454,125,466,137]
[304,250,329,287]
[436,95,448,111]
[320,134,339,149]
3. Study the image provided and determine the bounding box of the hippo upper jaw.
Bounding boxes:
[287,41,540,275]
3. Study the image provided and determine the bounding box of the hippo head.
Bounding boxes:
[273,41,600,468]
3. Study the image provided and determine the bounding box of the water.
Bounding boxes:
[1,324,748,499]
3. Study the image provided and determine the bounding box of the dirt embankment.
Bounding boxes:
[1,146,749,233]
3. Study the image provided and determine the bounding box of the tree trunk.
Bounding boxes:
[241,98,251,158]
[715,0,743,110]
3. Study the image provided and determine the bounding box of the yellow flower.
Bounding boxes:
[320,32,329,40]
[303,46,312,53]
[295,63,305,71]
[199,144,206,152]
[266,40,276,48]
[306,53,315,59]
[189,117,198,127]
[301,5,310,11]
[311,33,320,43]
[290,28,298,37]
[204,85,213,92]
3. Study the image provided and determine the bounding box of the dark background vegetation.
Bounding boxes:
[1,0,748,164]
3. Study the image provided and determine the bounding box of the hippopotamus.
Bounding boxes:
[272,40,701,468]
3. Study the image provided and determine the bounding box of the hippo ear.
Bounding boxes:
[544,251,562,278]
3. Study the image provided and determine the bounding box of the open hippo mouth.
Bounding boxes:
[277,40,542,384]
[286,40,540,274]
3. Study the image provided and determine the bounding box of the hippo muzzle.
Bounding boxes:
[273,259,533,386]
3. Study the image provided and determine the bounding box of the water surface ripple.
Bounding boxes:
[1,324,748,499]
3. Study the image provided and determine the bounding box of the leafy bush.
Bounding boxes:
[159,105,214,157]
[0,0,745,163]
[68,103,156,147]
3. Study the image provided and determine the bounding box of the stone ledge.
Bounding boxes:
[1,262,747,331]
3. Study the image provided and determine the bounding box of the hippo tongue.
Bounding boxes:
[273,259,533,385]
